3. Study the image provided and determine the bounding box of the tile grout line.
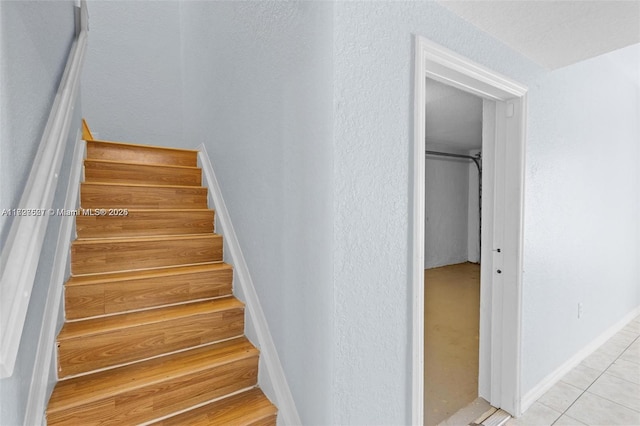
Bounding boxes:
[548,333,640,425]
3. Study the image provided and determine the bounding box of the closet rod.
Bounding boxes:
[425,150,481,171]
[425,150,477,161]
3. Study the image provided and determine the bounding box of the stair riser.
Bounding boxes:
[248,416,278,426]
[65,268,233,320]
[87,141,198,167]
[47,355,259,425]
[57,307,245,377]
[76,210,214,238]
[152,388,277,425]
[84,160,202,186]
[158,413,277,425]
[71,236,222,275]
[81,183,208,209]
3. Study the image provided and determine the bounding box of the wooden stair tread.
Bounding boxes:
[48,336,257,413]
[84,160,202,186]
[153,388,277,426]
[80,182,208,210]
[72,233,219,246]
[76,208,215,238]
[71,234,223,275]
[57,297,245,377]
[87,140,198,167]
[85,158,200,170]
[75,208,213,212]
[64,262,233,320]
[81,181,206,190]
[87,139,199,153]
[58,297,243,340]
[66,263,231,287]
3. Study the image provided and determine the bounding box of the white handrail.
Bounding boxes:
[0,1,88,378]
[198,145,301,425]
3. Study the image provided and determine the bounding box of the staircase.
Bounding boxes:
[46,124,277,425]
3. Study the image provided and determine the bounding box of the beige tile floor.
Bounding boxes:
[507,314,640,426]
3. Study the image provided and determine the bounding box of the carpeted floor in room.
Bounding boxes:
[424,262,481,426]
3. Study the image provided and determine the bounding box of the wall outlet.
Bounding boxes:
[578,302,583,319]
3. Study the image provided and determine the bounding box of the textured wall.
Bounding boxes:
[0,0,75,246]
[424,149,470,269]
[521,43,640,392]
[81,1,184,147]
[179,2,334,424]
[333,3,543,423]
[335,2,638,422]
[0,2,76,424]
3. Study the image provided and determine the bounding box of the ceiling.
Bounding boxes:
[425,1,640,151]
[425,78,482,151]
[438,1,640,69]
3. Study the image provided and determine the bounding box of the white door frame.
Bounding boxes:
[412,36,528,424]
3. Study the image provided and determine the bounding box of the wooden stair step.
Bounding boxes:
[47,337,259,425]
[65,263,232,320]
[84,159,202,186]
[80,182,208,209]
[71,234,222,275]
[152,388,277,426]
[57,297,245,378]
[86,140,198,167]
[76,208,214,238]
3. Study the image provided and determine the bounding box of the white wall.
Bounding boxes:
[0,2,77,424]
[179,3,334,424]
[81,1,183,147]
[521,43,640,392]
[424,145,471,269]
[0,0,75,246]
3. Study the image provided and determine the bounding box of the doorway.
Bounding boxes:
[412,37,528,425]
[423,78,484,425]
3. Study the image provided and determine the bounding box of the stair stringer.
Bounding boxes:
[197,144,301,426]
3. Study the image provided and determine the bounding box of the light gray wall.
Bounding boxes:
[333,3,544,423]
[334,2,638,423]
[424,145,471,269]
[521,43,640,392]
[81,1,183,147]
[0,2,77,425]
[0,0,75,246]
[179,3,334,423]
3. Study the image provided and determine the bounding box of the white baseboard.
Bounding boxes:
[24,137,86,426]
[521,305,640,413]
[197,145,301,426]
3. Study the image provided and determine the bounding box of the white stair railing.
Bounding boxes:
[0,0,88,379]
